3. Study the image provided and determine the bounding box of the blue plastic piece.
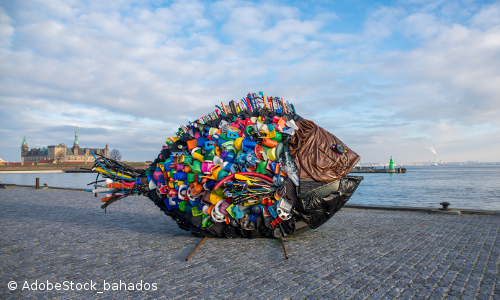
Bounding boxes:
[189,197,201,207]
[268,205,278,219]
[232,205,250,219]
[234,151,246,165]
[226,131,239,139]
[205,180,216,190]
[164,199,173,211]
[173,171,187,181]
[216,138,226,148]
[249,214,258,222]
[204,141,215,151]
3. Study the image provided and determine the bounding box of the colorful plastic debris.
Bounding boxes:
[88,92,363,239]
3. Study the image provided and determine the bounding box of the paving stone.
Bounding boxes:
[1,188,500,300]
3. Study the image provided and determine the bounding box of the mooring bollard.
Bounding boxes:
[36,178,40,189]
[439,202,452,211]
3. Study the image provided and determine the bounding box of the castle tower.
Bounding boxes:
[105,143,109,157]
[21,136,28,165]
[73,126,80,151]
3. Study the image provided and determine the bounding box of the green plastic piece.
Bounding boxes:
[219,132,230,141]
[271,132,282,142]
[244,126,255,136]
[179,201,187,212]
[213,187,225,198]
[202,215,212,227]
[192,206,204,217]
[226,204,235,218]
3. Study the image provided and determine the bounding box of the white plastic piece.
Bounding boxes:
[92,187,113,194]
[156,186,163,197]
[260,124,269,132]
[191,147,201,156]
[286,119,299,130]
[255,121,263,131]
[149,180,157,190]
[187,187,198,200]
[202,204,210,215]
[277,207,292,220]
[178,184,188,199]
[289,173,300,186]
[212,156,224,166]
[105,178,113,184]
[211,200,226,223]
[278,198,292,212]
[281,128,296,135]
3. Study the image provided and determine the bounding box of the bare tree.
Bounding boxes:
[109,149,122,161]
[55,150,65,163]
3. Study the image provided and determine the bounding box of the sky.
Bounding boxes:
[1,0,499,163]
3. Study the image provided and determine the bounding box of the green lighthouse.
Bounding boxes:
[389,156,395,170]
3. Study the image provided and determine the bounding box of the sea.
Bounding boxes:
[1,165,499,210]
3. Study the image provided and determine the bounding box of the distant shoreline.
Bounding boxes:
[0,170,66,174]
[0,162,149,173]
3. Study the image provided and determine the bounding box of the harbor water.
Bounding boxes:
[350,165,500,210]
[1,165,499,210]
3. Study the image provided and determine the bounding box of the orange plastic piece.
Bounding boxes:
[207,204,215,215]
[187,139,198,150]
[190,182,204,195]
[277,117,286,129]
[106,183,134,189]
[262,138,278,148]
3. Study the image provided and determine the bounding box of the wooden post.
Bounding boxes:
[186,236,208,261]
[36,178,40,189]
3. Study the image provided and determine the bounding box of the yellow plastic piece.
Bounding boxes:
[260,129,277,139]
[192,151,204,162]
[234,137,243,150]
[94,167,133,179]
[235,174,259,182]
[244,200,262,205]
[210,193,223,205]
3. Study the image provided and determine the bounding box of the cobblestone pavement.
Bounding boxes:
[1,188,499,300]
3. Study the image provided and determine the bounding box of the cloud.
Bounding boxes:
[0,7,14,47]
[0,0,499,163]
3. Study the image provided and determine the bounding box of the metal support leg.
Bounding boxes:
[280,237,289,260]
[186,236,208,261]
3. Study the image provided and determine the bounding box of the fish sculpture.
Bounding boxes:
[88,92,363,239]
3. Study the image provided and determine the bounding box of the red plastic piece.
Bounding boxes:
[271,217,283,228]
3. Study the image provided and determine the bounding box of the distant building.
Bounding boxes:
[21,127,109,165]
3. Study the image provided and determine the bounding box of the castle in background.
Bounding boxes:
[21,127,109,165]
